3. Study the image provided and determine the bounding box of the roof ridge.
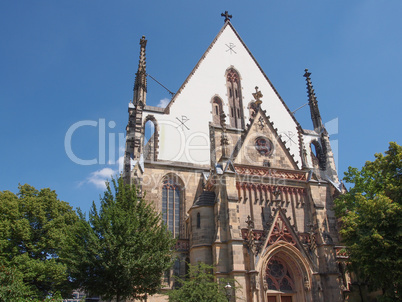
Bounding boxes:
[163,22,231,113]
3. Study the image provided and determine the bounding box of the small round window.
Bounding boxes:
[255,137,273,156]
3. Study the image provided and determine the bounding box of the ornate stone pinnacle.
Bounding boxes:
[303,68,323,131]
[246,215,254,230]
[133,35,148,99]
[220,112,227,130]
[221,11,232,23]
[220,133,229,146]
[252,86,263,107]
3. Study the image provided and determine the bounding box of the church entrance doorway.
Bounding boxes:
[267,294,293,302]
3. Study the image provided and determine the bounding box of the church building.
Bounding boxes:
[123,13,347,302]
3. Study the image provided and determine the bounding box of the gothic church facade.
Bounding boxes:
[123,17,346,302]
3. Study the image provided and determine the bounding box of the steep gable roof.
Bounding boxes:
[152,20,303,167]
[165,22,301,131]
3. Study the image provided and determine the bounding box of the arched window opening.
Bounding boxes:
[144,117,158,161]
[211,97,223,125]
[266,256,295,292]
[226,68,245,129]
[162,177,182,238]
[197,212,201,229]
[310,142,318,158]
[310,140,326,170]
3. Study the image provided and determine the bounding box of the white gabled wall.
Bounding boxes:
[154,24,302,167]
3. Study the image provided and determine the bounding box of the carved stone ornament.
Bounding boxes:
[255,137,273,156]
[252,86,263,106]
[258,116,265,130]
[234,165,307,181]
[304,276,311,291]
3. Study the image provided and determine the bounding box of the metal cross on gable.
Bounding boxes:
[221,11,232,23]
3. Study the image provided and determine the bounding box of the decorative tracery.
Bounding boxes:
[266,256,295,291]
[226,68,244,129]
[162,178,181,237]
[268,216,296,246]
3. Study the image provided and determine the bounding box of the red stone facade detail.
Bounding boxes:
[235,165,306,181]
[175,239,189,251]
[241,229,265,241]
[236,182,306,195]
[268,216,296,246]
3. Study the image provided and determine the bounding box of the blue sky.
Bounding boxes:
[1,1,401,214]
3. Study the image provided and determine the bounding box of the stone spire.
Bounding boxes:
[133,36,147,106]
[123,36,147,185]
[304,69,323,132]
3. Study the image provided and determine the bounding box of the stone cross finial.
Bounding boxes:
[252,86,263,107]
[221,11,232,23]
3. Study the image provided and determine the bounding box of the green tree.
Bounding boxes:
[0,265,28,302]
[68,177,176,302]
[167,262,235,302]
[334,142,402,301]
[0,184,79,300]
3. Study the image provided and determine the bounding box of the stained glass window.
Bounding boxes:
[162,178,181,238]
[226,68,244,129]
[266,256,294,292]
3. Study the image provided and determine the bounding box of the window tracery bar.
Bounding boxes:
[162,178,181,237]
[266,256,295,292]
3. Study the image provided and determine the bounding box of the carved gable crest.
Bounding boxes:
[268,215,296,246]
[231,109,299,170]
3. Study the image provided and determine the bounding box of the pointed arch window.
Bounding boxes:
[266,256,295,292]
[310,140,326,170]
[211,97,223,125]
[143,116,159,161]
[226,68,244,129]
[162,177,181,238]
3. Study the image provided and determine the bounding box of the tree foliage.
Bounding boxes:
[0,265,28,301]
[0,184,79,300]
[68,177,176,302]
[167,262,235,302]
[334,142,402,300]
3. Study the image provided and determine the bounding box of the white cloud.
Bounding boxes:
[157,98,170,108]
[81,138,126,189]
[86,167,117,189]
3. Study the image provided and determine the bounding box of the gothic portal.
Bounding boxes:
[124,16,346,302]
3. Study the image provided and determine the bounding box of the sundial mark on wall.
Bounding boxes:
[176,116,190,130]
[225,43,237,54]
